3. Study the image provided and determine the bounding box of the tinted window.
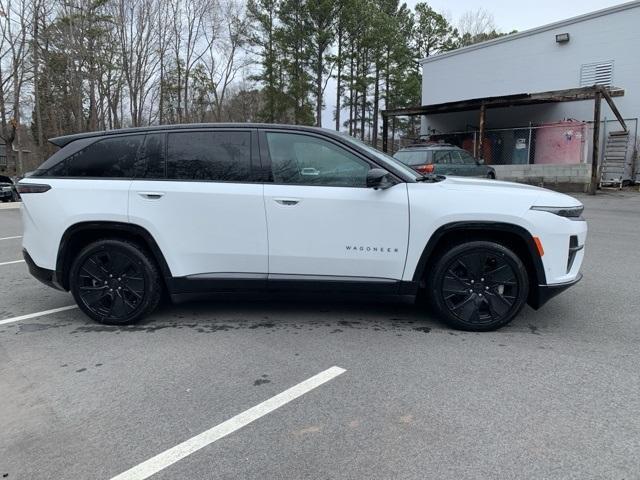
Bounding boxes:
[393,150,432,166]
[459,150,477,165]
[167,131,251,181]
[266,132,370,187]
[48,136,143,177]
[450,151,464,165]
[433,151,452,165]
[136,134,166,179]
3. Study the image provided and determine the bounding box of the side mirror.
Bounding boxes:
[477,158,485,165]
[366,168,392,189]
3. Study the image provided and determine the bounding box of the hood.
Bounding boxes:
[436,176,583,207]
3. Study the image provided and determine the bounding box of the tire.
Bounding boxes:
[69,239,162,325]
[428,241,529,331]
[487,171,496,179]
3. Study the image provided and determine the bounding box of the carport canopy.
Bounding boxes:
[381,85,626,194]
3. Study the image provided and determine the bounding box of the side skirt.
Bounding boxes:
[167,273,420,304]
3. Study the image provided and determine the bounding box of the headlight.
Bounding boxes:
[531,205,584,220]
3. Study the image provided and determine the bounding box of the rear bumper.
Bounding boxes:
[23,249,65,291]
[529,273,582,310]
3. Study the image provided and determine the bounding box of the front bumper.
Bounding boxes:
[529,273,583,310]
[23,249,65,291]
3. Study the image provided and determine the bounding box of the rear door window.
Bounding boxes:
[166,131,251,182]
[450,151,464,165]
[394,150,431,166]
[459,151,477,164]
[48,135,143,178]
[433,151,452,165]
[135,134,166,179]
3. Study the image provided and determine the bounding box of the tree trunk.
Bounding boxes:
[335,28,342,131]
[348,48,354,136]
[359,51,366,142]
[315,45,323,127]
[371,61,380,148]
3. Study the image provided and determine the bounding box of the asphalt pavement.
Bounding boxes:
[1,192,639,480]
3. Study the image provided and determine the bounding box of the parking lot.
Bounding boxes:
[1,192,640,480]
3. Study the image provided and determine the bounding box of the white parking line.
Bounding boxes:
[0,305,78,326]
[0,259,24,266]
[110,366,347,480]
[0,235,21,241]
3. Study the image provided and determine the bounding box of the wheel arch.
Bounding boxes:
[56,221,172,291]
[411,221,546,306]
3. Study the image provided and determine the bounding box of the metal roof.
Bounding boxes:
[382,86,624,118]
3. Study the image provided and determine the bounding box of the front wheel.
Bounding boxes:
[70,239,162,325]
[487,171,496,179]
[428,241,529,331]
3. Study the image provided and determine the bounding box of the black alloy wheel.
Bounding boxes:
[70,239,162,324]
[429,241,528,331]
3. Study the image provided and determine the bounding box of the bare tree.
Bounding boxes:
[0,0,30,174]
[169,0,215,123]
[205,0,251,121]
[457,8,496,39]
[115,0,160,127]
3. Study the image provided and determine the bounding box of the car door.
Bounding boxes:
[433,150,457,175]
[449,150,471,176]
[458,150,483,176]
[261,130,409,289]
[128,129,268,281]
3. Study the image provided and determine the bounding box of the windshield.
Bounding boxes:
[394,150,432,166]
[337,132,421,180]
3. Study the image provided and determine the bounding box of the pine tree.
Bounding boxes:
[247,0,287,123]
[306,0,339,127]
[277,0,314,125]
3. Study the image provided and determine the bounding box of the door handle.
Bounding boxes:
[274,198,300,206]
[138,191,165,200]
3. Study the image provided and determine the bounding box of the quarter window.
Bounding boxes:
[50,135,143,177]
[266,132,370,187]
[166,131,251,182]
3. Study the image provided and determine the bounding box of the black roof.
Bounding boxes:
[49,123,334,147]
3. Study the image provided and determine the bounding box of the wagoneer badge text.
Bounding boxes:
[346,246,399,253]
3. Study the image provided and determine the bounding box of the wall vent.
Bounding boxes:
[580,61,614,87]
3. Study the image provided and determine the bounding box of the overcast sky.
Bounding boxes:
[403,0,624,32]
[321,0,625,128]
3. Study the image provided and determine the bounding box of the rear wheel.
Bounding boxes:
[70,239,162,325]
[487,171,496,179]
[428,241,528,331]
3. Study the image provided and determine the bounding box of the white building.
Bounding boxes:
[416,0,640,189]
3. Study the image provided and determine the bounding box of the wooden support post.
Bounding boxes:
[589,91,602,195]
[599,86,628,132]
[391,117,396,155]
[478,103,486,159]
[382,113,389,153]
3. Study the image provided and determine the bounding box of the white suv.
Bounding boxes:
[18,124,587,331]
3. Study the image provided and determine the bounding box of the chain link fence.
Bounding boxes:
[392,122,590,167]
